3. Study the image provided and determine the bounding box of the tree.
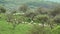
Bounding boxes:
[0,6,6,13]
[53,15,60,25]
[35,7,48,15]
[6,14,23,30]
[34,15,49,25]
[49,7,60,18]
[24,11,37,23]
[33,15,49,34]
[19,4,28,13]
[0,6,6,19]
[48,18,55,29]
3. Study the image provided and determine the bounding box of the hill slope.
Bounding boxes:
[0,0,60,9]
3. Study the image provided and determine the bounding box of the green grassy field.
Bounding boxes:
[0,20,33,34]
[0,14,33,34]
[0,13,60,34]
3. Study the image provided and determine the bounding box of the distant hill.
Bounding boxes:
[0,0,60,9]
[26,1,60,9]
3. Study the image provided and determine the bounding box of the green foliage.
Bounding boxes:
[27,24,51,34]
[19,4,28,13]
[49,7,60,17]
[0,6,6,13]
[53,15,60,24]
[33,15,49,23]
[52,26,60,34]
[0,3,60,34]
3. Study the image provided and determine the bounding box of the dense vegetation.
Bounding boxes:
[0,3,60,34]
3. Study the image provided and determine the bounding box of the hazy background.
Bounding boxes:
[0,0,60,10]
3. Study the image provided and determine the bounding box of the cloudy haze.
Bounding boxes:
[45,0,60,3]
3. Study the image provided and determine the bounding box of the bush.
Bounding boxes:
[27,24,51,34]
[52,26,60,34]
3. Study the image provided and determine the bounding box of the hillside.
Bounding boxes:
[0,0,60,9]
